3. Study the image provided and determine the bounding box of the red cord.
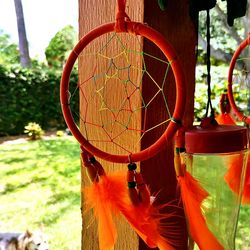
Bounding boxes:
[115,0,130,32]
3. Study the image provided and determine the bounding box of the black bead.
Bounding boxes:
[128,181,136,188]
[89,156,96,164]
[128,163,137,171]
[176,147,185,153]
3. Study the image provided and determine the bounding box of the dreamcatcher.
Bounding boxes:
[223,35,250,205]
[60,0,186,249]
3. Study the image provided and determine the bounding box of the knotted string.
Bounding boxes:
[205,9,214,118]
[115,0,130,32]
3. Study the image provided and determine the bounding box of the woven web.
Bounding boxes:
[232,49,250,118]
[69,32,176,155]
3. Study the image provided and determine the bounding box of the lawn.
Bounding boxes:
[0,135,81,250]
[0,135,249,249]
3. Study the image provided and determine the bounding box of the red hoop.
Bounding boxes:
[228,35,250,124]
[60,21,186,163]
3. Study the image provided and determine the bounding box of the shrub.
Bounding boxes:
[45,25,76,69]
[56,130,65,137]
[0,64,78,136]
[24,122,44,140]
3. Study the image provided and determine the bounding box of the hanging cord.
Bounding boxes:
[115,0,130,32]
[205,9,214,118]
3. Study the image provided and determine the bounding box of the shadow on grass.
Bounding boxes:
[47,191,80,205]
[1,176,49,195]
[41,196,80,227]
[2,157,30,165]
[0,137,81,227]
[37,139,80,158]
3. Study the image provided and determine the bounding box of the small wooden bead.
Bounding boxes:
[127,170,135,182]
[81,152,91,167]
[134,172,143,185]
[93,160,105,176]
[86,166,99,183]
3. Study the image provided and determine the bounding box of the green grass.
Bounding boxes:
[0,136,81,250]
[236,205,250,250]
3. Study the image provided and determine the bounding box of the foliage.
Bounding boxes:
[198,2,244,63]
[45,25,76,69]
[0,136,81,250]
[0,29,20,65]
[0,64,78,136]
[24,122,44,140]
[194,65,228,120]
[195,2,247,121]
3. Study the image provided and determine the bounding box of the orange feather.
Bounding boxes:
[178,172,224,250]
[84,171,176,250]
[224,155,250,204]
[243,163,250,204]
[84,180,117,250]
[120,201,175,250]
[215,113,235,125]
[216,93,235,126]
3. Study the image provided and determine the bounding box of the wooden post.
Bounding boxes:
[140,1,197,249]
[78,0,197,249]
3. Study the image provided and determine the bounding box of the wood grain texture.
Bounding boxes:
[79,1,143,249]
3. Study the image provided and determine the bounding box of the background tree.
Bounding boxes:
[0,30,19,65]
[14,0,31,67]
[198,1,247,64]
[45,25,76,69]
[195,1,249,120]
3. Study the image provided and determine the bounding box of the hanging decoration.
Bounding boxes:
[60,0,186,249]
[82,149,177,250]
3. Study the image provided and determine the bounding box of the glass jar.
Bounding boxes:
[184,124,249,250]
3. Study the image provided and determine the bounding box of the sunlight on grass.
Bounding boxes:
[236,206,250,250]
[0,136,81,250]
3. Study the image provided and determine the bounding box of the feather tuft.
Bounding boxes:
[178,172,224,250]
[84,172,129,249]
[84,180,118,250]
[215,113,235,125]
[120,201,175,250]
[225,155,250,204]
[84,171,177,250]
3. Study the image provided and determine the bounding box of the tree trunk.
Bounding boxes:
[14,0,31,67]
[243,0,250,39]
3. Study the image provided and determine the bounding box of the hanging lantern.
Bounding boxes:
[184,118,249,249]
